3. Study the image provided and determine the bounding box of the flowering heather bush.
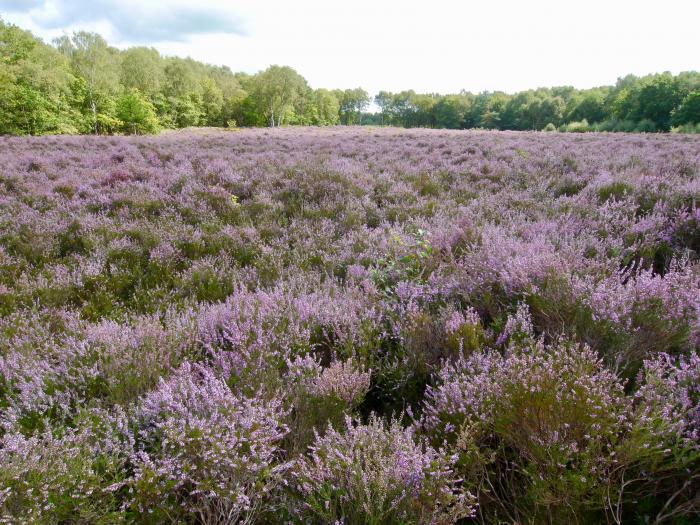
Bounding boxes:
[635,353,700,444]
[291,415,475,524]
[129,362,289,523]
[285,356,371,455]
[0,410,129,524]
[0,127,699,522]
[421,325,700,522]
[309,358,371,404]
[609,352,700,523]
[421,335,629,521]
[577,263,700,374]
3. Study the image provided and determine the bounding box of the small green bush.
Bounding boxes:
[564,119,590,132]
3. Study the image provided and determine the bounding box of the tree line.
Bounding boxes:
[369,73,700,133]
[1,19,699,135]
[0,20,370,135]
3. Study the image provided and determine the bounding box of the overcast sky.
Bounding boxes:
[2,0,699,96]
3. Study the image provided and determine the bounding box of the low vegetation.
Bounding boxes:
[0,127,698,523]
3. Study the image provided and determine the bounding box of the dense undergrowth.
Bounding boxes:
[0,127,699,524]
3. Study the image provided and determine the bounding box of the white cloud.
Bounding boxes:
[1,0,247,42]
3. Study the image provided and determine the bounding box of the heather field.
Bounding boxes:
[1,127,700,524]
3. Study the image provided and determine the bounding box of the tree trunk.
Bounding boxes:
[91,99,98,135]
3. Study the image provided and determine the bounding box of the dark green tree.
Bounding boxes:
[672,92,700,126]
[632,73,683,131]
[433,95,470,129]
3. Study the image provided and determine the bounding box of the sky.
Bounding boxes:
[2,0,699,97]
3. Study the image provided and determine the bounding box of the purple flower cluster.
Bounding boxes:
[307,359,371,405]
[635,352,700,444]
[293,416,475,523]
[129,362,288,523]
[0,410,129,523]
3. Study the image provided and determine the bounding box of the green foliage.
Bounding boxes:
[119,47,164,98]
[337,87,370,125]
[54,31,122,134]
[597,181,633,203]
[116,88,159,134]
[567,89,607,123]
[312,88,340,125]
[632,73,683,131]
[200,76,223,126]
[247,65,310,127]
[370,229,434,294]
[672,91,700,126]
[634,118,657,133]
[172,95,203,128]
[433,95,470,129]
[0,19,79,135]
[563,119,590,132]
[672,122,700,134]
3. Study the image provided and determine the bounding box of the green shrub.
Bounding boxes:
[597,180,633,203]
[671,122,700,134]
[564,119,590,133]
[634,118,657,133]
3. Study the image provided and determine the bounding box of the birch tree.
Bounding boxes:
[54,32,120,133]
[250,65,308,127]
